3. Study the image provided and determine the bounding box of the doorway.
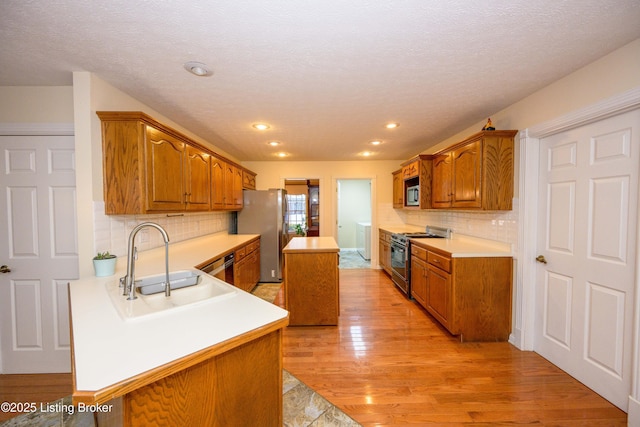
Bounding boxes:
[337,179,372,268]
[0,134,78,373]
[284,179,320,237]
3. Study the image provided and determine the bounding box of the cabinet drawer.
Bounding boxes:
[427,251,451,272]
[247,240,260,253]
[411,244,428,261]
[235,246,247,260]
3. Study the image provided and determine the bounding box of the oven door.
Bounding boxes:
[390,240,408,294]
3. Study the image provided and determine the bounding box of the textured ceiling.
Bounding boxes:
[1,1,639,161]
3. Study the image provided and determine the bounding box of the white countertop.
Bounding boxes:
[409,233,513,258]
[283,236,340,252]
[69,232,289,393]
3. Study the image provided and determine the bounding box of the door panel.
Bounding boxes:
[0,135,77,373]
[535,109,640,410]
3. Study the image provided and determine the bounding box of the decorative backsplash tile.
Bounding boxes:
[93,202,231,258]
[378,199,518,248]
[395,199,519,247]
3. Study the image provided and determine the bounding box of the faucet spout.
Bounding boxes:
[122,222,171,300]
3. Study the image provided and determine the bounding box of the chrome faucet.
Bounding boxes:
[121,222,171,300]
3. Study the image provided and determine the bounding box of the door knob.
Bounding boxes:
[535,255,547,264]
[0,265,11,273]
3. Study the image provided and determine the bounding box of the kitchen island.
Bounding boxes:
[283,237,340,326]
[69,232,289,426]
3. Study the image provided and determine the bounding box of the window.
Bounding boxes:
[286,194,306,232]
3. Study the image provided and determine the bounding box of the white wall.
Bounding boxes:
[337,179,372,248]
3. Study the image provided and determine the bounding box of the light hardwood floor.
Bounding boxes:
[279,269,627,426]
[1,269,628,425]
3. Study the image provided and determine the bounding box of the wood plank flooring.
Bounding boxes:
[280,269,627,426]
[0,373,72,422]
[0,269,628,425]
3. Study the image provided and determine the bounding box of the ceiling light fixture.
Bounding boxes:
[385,123,399,129]
[183,61,212,77]
[370,140,382,146]
[252,123,270,130]
[276,152,288,158]
[361,151,373,157]
[268,141,280,146]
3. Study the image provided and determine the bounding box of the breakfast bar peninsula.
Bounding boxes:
[69,233,289,426]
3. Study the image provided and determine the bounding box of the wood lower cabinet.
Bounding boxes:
[234,238,260,292]
[410,241,512,342]
[379,229,392,274]
[107,328,284,426]
[283,237,340,326]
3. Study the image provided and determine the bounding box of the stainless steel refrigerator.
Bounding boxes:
[237,189,289,282]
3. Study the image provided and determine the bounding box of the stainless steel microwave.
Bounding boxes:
[406,185,419,206]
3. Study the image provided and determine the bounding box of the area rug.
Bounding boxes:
[251,283,282,303]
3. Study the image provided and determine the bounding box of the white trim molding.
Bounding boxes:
[0,122,74,136]
[518,86,640,420]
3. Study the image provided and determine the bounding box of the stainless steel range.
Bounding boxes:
[390,226,451,297]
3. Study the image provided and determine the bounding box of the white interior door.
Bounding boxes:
[534,109,640,410]
[0,135,78,373]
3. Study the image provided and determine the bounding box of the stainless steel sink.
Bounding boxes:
[107,269,237,320]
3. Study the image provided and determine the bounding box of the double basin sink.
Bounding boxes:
[107,269,237,321]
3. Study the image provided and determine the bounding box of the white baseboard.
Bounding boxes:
[628,396,639,426]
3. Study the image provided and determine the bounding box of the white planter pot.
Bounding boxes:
[93,257,117,277]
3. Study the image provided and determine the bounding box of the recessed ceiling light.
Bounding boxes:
[252,123,270,130]
[183,61,212,77]
[361,151,374,157]
[268,141,280,146]
[385,123,399,129]
[370,140,382,146]
[276,152,288,158]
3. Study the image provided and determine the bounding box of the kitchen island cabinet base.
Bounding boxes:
[75,327,284,427]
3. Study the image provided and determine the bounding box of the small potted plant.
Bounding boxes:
[93,251,117,277]
[294,223,307,236]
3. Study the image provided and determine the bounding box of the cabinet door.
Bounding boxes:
[426,264,452,331]
[211,156,226,210]
[452,140,482,208]
[224,164,237,209]
[431,152,452,208]
[392,170,404,208]
[233,167,244,209]
[184,146,211,211]
[410,256,427,308]
[145,126,185,211]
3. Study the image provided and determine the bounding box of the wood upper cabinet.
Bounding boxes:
[392,169,403,208]
[97,111,255,214]
[243,170,257,190]
[223,163,243,210]
[431,130,517,211]
[145,126,186,211]
[210,156,226,210]
[399,155,432,209]
[431,152,452,208]
[184,145,211,211]
[451,139,482,208]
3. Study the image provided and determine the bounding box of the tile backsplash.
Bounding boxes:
[93,201,232,258]
[389,199,519,248]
